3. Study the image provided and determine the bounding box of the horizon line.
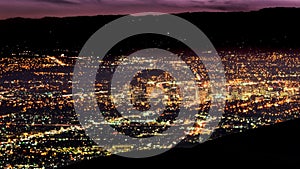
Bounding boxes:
[0,7,299,21]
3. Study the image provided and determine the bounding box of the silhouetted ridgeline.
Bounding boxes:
[1,8,300,56]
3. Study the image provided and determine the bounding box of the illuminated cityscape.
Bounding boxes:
[0,48,299,168]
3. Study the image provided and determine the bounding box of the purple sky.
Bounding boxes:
[1,0,300,19]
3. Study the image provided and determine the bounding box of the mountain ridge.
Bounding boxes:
[0,7,299,21]
[1,7,300,55]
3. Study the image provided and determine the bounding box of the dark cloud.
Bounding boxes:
[36,0,80,5]
[205,1,251,11]
[206,4,250,11]
[157,0,250,12]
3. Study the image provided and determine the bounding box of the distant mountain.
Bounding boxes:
[1,7,300,56]
[59,118,300,168]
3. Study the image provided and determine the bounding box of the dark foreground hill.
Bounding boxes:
[60,118,300,168]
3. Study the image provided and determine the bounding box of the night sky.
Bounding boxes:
[1,0,300,19]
